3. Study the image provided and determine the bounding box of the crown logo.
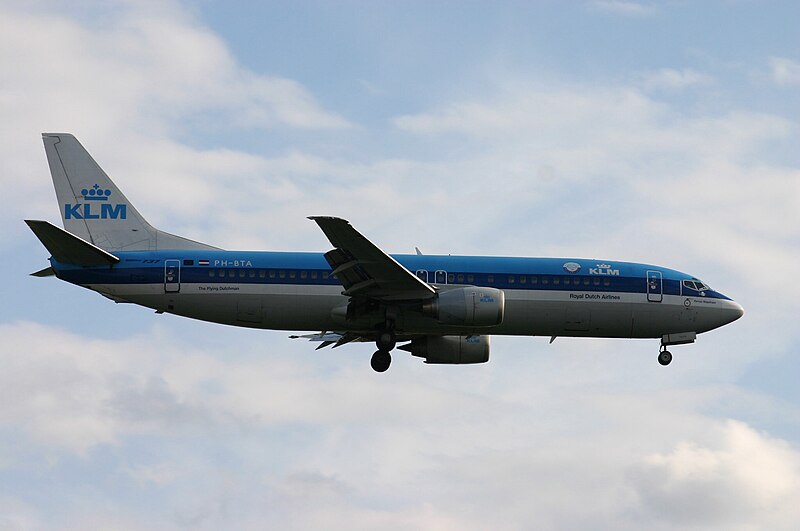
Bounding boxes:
[596,263,612,269]
[81,184,112,201]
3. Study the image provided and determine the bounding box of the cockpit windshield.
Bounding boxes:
[683,279,711,292]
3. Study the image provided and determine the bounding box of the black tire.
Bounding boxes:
[376,330,396,352]
[658,350,673,366]
[371,350,392,372]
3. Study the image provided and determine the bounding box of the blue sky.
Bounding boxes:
[1,1,800,529]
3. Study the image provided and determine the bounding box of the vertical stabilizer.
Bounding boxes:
[42,133,218,252]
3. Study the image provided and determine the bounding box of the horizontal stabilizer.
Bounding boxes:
[30,267,56,277]
[25,220,120,266]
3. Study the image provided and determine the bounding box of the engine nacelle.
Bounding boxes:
[400,335,490,364]
[422,287,504,327]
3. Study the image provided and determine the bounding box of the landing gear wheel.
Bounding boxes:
[371,350,392,373]
[376,329,396,352]
[658,349,673,366]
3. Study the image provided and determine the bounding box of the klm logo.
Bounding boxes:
[589,263,620,276]
[64,184,127,220]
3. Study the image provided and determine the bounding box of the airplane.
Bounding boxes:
[26,133,744,372]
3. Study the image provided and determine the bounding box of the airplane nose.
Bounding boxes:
[697,298,744,332]
[722,300,744,325]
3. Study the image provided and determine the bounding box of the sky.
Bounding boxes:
[1,0,799,529]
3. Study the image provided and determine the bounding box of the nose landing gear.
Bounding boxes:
[658,348,673,366]
[658,332,695,367]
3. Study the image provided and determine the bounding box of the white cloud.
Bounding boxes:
[0,320,489,453]
[124,463,180,487]
[641,68,713,91]
[631,420,800,528]
[589,1,657,16]
[0,0,349,244]
[769,56,800,87]
[0,497,42,531]
[3,320,800,529]
[2,3,800,529]
[392,82,798,287]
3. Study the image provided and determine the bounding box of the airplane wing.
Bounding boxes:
[309,216,436,301]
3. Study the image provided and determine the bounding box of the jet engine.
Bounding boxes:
[400,335,490,364]
[422,287,504,327]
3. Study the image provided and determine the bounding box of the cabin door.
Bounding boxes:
[164,259,181,293]
[646,270,662,302]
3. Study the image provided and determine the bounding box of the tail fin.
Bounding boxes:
[42,133,218,252]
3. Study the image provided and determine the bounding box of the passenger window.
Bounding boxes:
[593,278,600,286]
[209,269,215,277]
[323,272,329,279]
[520,276,526,284]
[279,270,286,279]
[301,271,307,279]
[542,277,549,285]
[509,276,515,284]
[289,271,296,279]
[487,275,494,283]
[603,278,610,287]
[259,270,266,278]
[228,270,235,278]
[531,276,538,284]
[448,273,455,283]
[239,270,245,278]
[467,274,474,283]
[583,278,590,286]
[457,274,464,282]
[248,270,255,278]
[311,271,318,279]
[269,270,276,278]
[553,277,560,285]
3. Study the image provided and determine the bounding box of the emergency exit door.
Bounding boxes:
[646,270,662,302]
[165,259,181,293]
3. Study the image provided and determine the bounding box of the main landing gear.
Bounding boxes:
[371,326,396,373]
[658,347,673,366]
[371,350,392,372]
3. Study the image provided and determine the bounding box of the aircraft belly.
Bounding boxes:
[494,289,691,339]
[90,283,698,339]
[91,283,343,330]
